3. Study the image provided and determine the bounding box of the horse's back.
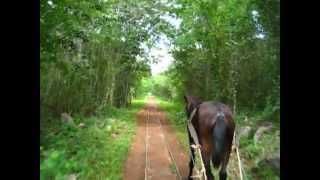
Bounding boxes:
[197,101,235,146]
[198,101,234,125]
[187,99,236,178]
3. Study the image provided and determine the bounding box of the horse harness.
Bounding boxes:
[187,106,207,180]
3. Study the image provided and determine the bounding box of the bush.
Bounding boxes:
[40,98,146,179]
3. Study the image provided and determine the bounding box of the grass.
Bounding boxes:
[40,97,147,180]
[156,96,280,180]
[156,98,190,150]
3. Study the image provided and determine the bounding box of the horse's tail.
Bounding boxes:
[212,112,228,168]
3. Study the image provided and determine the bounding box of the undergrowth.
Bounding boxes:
[156,98,189,150]
[40,98,146,180]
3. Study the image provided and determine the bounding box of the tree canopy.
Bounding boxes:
[41,0,280,179]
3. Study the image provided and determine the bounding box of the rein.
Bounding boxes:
[187,107,207,180]
[233,130,244,180]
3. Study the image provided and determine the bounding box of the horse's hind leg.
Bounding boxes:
[219,150,231,180]
[202,150,214,180]
[188,132,195,180]
[188,147,195,180]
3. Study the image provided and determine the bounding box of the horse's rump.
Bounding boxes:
[197,102,235,168]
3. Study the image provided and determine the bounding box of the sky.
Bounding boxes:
[149,34,174,75]
[146,11,264,75]
[148,14,182,75]
[252,10,266,39]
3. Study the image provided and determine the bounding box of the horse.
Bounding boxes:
[184,95,235,180]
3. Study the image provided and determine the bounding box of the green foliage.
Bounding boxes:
[136,74,176,100]
[41,0,279,179]
[163,0,279,112]
[135,77,154,98]
[156,97,189,149]
[40,0,161,119]
[252,161,280,180]
[40,98,146,180]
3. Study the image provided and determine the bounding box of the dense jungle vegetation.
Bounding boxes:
[41,0,279,179]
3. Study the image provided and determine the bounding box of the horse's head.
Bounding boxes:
[183,95,202,117]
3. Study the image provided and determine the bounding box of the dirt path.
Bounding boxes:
[124,97,189,180]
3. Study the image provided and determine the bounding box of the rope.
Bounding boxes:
[232,95,246,180]
[144,107,149,180]
[233,131,244,180]
[190,144,207,180]
[187,108,207,180]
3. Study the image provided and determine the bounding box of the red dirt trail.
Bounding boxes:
[123,97,189,180]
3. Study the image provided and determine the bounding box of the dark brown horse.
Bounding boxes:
[184,95,235,180]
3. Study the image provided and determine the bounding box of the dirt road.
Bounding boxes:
[124,97,189,180]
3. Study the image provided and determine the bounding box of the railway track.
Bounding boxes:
[144,105,182,180]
